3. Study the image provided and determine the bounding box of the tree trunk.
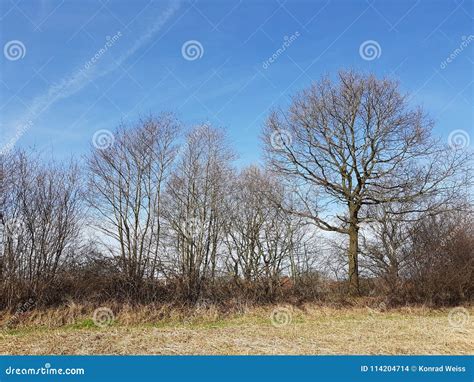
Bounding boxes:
[348,221,360,295]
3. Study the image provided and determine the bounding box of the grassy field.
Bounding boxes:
[0,304,472,355]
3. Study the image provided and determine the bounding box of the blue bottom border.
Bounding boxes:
[0,355,472,381]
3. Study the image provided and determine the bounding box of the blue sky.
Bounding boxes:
[1,0,472,165]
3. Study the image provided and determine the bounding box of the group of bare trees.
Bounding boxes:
[84,119,317,303]
[0,152,82,306]
[1,71,472,308]
[163,125,235,300]
[359,206,474,304]
[87,115,179,286]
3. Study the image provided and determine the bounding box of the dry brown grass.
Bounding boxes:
[0,304,472,355]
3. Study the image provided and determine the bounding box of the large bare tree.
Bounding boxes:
[263,70,471,294]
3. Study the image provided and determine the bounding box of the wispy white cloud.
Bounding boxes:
[2,1,181,151]
[97,2,181,78]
